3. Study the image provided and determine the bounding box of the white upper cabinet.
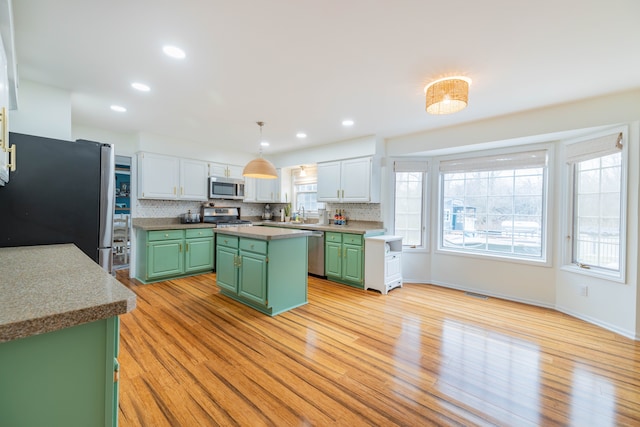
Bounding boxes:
[137,152,208,201]
[209,162,244,180]
[179,158,208,200]
[244,170,282,203]
[317,157,379,203]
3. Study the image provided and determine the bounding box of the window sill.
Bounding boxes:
[560,264,625,283]
[435,247,551,267]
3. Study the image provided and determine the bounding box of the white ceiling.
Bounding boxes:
[11,0,640,155]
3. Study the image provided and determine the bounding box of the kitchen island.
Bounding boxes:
[215,226,312,316]
[0,244,136,427]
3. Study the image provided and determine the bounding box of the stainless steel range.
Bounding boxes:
[201,207,253,228]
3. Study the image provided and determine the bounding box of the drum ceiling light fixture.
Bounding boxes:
[243,121,278,179]
[424,76,472,115]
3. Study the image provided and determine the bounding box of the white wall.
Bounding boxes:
[137,131,252,166]
[270,135,377,168]
[385,89,640,339]
[72,124,139,157]
[8,80,71,140]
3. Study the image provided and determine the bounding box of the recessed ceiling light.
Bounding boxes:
[260,141,269,147]
[162,45,186,59]
[342,119,354,127]
[296,132,307,139]
[110,105,127,113]
[131,82,150,92]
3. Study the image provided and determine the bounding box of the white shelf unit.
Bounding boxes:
[364,235,403,294]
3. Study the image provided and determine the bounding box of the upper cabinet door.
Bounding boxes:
[340,157,371,202]
[317,161,341,202]
[209,162,244,179]
[138,153,179,199]
[179,159,208,201]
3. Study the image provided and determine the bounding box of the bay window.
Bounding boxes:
[393,161,428,248]
[439,150,548,261]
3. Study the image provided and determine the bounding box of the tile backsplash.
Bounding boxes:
[135,199,381,222]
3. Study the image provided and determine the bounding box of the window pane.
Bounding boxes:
[441,163,545,260]
[573,152,621,271]
[395,172,424,247]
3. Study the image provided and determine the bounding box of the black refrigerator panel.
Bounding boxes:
[0,133,104,261]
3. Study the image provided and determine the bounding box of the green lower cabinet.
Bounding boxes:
[216,244,239,292]
[0,317,120,427]
[136,228,214,283]
[325,231,381,288]
[216,235,308,316]
[185,237,214,273]
[343,243,363,283]
[238,251,268,305]
[148,239,184,279]
[325,240,342,277]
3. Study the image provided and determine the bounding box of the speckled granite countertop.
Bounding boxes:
[132,217,216,231]
[255,220,385,235]
[0,244,136,343]
[215,226,312,240]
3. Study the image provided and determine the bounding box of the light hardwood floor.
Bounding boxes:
[115,271,640,426]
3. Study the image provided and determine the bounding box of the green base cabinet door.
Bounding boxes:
[216,236,239,292]
[343,243,363,283]
[0,317,120,427]
[238,251,268,305]
[148,240,184,279]
[185,237,214,273]
[325,240,342,278]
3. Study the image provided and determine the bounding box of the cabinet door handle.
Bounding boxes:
[342,189,344,198]
[186,243,189,252]
[6,144,16,172]
[173,186,177,195]
[179,243,182,252]
[338,248,341,257]
[181,186,184,195]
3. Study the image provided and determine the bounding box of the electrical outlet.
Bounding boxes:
[580,285,589,297]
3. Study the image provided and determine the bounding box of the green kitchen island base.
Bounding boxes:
[216,226,311,316]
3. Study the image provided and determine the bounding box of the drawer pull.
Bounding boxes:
[165,233,169,238]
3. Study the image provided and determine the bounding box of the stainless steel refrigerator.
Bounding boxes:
[0,132,115,271]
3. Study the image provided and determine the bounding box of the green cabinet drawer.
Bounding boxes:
[325,232,343,243]
[343,233,363,246]
[148,229,184,241]
[240,238,267,254]
[186,228,214,238]
[217,235,239,248]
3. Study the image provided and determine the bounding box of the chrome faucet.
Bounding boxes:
[299,206,305,223]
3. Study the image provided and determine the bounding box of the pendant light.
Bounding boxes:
[242,121,278,179]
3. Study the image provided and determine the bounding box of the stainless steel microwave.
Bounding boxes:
[208,176,245,200]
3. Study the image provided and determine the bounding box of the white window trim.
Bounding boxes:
[391,158,430,252]
[560,125,628,283]
[435,143,553,267]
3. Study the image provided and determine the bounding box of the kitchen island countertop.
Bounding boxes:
[0,244,136,342]
[215,226,312,240]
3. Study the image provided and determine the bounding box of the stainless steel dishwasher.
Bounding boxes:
[308,231,325,277]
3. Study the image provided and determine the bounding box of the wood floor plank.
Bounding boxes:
[115,271,640,427]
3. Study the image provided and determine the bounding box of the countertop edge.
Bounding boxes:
[0,298,136,343]
[215,227,313,240]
